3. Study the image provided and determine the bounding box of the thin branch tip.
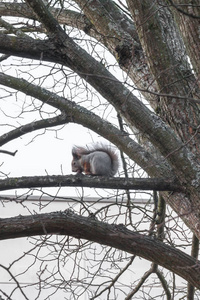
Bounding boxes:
[0,149,18,156]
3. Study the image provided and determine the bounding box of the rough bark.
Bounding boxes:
[168,0,200,84]
[127,0,200,154]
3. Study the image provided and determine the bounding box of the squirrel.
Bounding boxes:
[71,144,119,176]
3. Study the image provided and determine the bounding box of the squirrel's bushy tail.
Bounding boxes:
[92,144,119,176]
[101,145,119,176]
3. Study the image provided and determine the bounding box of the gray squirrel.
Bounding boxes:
[71,144,119,176]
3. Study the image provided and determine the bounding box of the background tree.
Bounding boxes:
[0,0,200,299]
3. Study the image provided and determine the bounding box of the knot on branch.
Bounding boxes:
[115,41,138,67]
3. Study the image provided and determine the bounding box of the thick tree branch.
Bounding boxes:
[0,3,99,42]
[0,210,200,288]
[169,0,200,84]
[127,0,200,150]
[0,34,58,63]
[74,0,139,52]
[0,175,183,192]
[73,0,161,109]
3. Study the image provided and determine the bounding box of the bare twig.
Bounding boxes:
[91,256,135,299]
[0,149,17,156]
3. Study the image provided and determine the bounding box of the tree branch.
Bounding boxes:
[0,150,17,156]
[0,2,97,39]
[0,114,69,147]
[125,264,157,299]
[0,209,200,288]
[0,175,183,192]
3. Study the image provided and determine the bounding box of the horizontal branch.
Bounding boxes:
[0,209,199,288]
[0,175,183,192]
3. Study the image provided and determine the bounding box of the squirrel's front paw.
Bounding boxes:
[75,171,84,176]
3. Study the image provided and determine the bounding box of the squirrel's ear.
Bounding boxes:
[72,147,80,159]
[72,153,79,159]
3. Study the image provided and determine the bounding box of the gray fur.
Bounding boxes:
[72,144,119,176]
